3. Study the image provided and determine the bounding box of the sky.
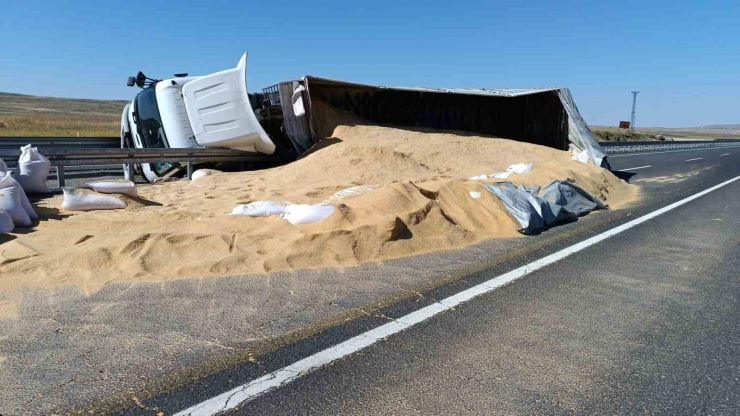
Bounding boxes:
[1,0,738,127]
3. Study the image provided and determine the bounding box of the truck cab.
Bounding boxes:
[122,53,279,182]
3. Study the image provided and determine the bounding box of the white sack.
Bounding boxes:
[88,180,138,198]
[17,145,51,194]
[282,204,335,225]
[0,171,32,226]
[231,201,288,217]
[191,170,210,181]
[0,209,13,233]
[492,172,512,179]
[322,186,374,205]
[15,177,38,220]
[506,163,533,174]
[61,187,127,211]
[0,158,8,172]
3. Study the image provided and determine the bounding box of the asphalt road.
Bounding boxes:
[3,146,738,415]
[144,146,740,415]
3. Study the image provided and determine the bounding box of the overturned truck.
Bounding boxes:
[122,53,607,181]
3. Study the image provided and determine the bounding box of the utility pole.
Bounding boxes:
[630,91,639,130]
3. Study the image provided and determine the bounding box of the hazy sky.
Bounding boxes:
[1,0,738,127]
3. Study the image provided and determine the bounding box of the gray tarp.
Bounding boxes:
[558,89,607,167]
[540,180,606,216]
[484,180,606,235]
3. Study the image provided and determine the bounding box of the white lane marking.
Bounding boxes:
[721,153,731,157]
[686,157,703,162]
[608,145,740,158]
[174,175,740,416]
[620,165,652,171]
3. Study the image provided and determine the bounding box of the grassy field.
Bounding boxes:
[0,92,126,137]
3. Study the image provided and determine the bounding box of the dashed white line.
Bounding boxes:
[620,165,652,171]
[721,153,731,157]
[686,157,703,162]
[173,174,740,416]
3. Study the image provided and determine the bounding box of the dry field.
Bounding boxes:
[0,92,126,137]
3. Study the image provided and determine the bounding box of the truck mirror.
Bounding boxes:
[126,77,136,87]
[135,71,147,88]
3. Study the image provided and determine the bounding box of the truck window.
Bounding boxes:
[134,87,178,176]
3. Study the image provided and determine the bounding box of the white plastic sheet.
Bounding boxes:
[571,147,590,164]
[292,82,306,117]
[282,204,335,225]
[230,201,288,217]
[61,188,127,211]
[88,181,138,198]
[16,145,51,194]
[0,158,8,173]
[0,209,13,233]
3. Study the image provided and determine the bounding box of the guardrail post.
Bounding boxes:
[186,162,194,180]
[57,166,65,188]
[123,163,136,182]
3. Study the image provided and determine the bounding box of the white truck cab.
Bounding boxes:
[122,53,277,182]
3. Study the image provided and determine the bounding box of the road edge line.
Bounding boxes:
[174,174,740,416]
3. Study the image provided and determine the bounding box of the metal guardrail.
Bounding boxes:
[0,136,123,171]
[0,136,120,150]
[600,139,740,154]
[0,147,282,187]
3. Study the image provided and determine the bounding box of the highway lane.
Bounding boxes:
[234,170,740,415]
[225,154,740,415]
[119,146,740,416]
[608,145,736,182]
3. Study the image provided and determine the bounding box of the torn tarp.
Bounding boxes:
[483,180,605,235]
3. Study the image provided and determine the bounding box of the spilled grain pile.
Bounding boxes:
[0,102,637,293]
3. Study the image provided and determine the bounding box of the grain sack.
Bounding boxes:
[16,145,51,194]
[281,204,335,225]
[61,188,127,211]
[87,180,139,198]
[230,201,288,217]
[0,209,14,233]
[0,171,32,226]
